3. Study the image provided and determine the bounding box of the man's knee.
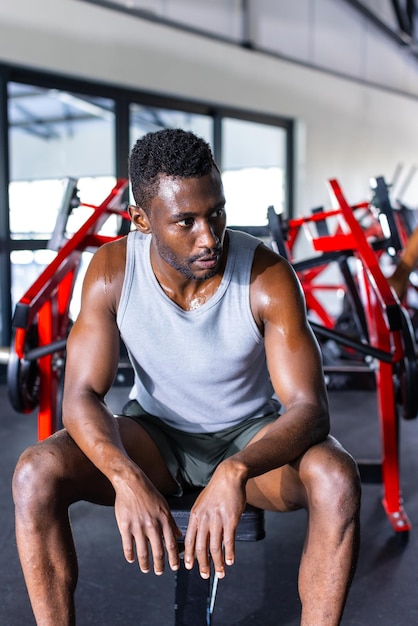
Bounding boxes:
[13,439,67,514]
[300,437,361,517]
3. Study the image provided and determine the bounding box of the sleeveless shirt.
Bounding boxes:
[116,229,275,433]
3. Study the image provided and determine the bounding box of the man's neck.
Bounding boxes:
[150,236,229,311]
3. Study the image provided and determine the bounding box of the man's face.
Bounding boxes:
[145,167,227,281]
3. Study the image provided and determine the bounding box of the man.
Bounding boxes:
[13,128,360,625]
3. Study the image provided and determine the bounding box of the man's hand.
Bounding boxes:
[113,471,182,575]
[183,461,247,579]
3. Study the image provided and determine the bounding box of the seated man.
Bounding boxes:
[13,128,361,626]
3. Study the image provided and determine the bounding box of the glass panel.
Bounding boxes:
[8,83,116,239]
[8,82,116,311]
[9,176,119,241]
[10,249,57,309]
[9,178,67,240]
[8,84,115,179]
[10,249,94,320]
[221,118,287,227]
[130,104,213,150]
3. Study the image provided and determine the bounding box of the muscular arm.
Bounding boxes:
[63,239,128,472]
[62,239,180,574]
[185,244,329,577]
[228,244,330,478]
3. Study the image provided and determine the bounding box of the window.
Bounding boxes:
[1,66,293,345]
[221,117,287,227]
[8,82,116,307]
[130,103,213,151]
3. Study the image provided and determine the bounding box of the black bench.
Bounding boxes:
[166,490,265,625]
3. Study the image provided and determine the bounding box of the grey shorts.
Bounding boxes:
[121,399,279,495]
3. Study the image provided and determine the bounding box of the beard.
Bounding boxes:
[154,237,223,281]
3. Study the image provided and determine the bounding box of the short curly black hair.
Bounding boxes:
[129,128,218,211]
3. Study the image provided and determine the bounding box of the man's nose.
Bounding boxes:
[197,221,218,249]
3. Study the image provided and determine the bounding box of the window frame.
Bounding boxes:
[0,62,294,345]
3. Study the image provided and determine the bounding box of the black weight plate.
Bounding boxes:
[399,308,418,420]
[7,325,40,414]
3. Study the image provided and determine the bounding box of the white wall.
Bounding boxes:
[1,0,418,214]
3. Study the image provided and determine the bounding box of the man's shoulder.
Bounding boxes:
[227,228,263,249]
[249,235,295,293]
[95,233,128,258]
[88,235,128,282]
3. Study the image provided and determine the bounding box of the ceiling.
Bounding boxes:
[82,0,418,59]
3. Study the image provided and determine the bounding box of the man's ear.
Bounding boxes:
[128,205,151,233]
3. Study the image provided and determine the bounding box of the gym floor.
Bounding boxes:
[2,380,418,625]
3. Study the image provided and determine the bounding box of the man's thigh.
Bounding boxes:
[244,429,350,513]
[29,417,177,506]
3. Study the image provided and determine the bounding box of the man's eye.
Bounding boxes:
[211,208,225,219]
[178,218,194,227]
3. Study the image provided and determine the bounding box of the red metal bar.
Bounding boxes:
[37,300,58,440]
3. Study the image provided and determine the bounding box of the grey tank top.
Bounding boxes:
[117,229,275,433]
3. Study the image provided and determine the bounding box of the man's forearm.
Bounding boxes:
[62,391,140,486]
[224,404,329,482]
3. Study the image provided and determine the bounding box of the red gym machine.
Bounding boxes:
[268,176,417,537]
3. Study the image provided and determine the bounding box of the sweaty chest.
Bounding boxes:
[156,276,223,312]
